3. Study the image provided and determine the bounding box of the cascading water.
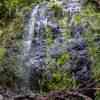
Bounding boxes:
[21,3,49,93]
[29,5,48,91]
[20,5,40,92]
[48,0,96,99]
[68,30,96,99]
[65,0,96,99]
[23,5,39,59]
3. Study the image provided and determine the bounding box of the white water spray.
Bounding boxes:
[23,5,39,58]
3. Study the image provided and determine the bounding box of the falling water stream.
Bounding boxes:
[20,5,39,93]
[23,5,39,58]
[21,3,49,92]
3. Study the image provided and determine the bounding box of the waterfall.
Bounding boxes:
[20,0,95,98]
[21,3,48,92]
[66,0,92,84]
[66,0,96,99]
[22,5,39,59]
[28,4,48,92]
[20,5,39,92]
[48,0,95,99]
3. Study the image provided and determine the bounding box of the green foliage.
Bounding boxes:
[0,53,20,87]
[0,48,6,62]
[42,69,73,92]
[75,15,81,24]
[50,2,63,18]
[0,0,46,22]
[57,53,70,65]
[96,92,100,100]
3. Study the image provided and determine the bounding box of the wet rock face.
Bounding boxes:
[68,37,91,82]
[67,25,91,82]
[51,26,61,38]
[71,25,84,38]
[49,24,92,83]
[67,25,96,99]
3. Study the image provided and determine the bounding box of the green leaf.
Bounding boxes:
[0,48,6,61]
